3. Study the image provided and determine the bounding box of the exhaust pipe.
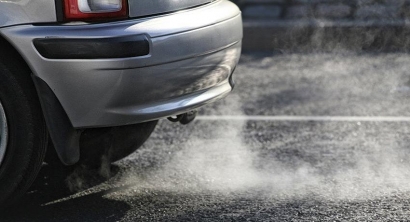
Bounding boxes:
[167,110,197,125]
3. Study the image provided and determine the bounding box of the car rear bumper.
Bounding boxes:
[0,0,242,128]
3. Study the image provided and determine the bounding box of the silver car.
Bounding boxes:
[0,0,242,205]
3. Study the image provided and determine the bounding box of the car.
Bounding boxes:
[0,0,242,206]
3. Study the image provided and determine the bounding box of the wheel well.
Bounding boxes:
[0,34,32,76]
[0,33,81,166]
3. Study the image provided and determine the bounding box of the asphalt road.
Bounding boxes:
[4,52,410,221]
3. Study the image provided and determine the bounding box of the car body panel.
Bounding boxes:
[128,0,213,18]
[0,0,56,27]
[0,0,242,128]
[0,0,216,27]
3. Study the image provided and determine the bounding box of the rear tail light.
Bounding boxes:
[63,0,128,21]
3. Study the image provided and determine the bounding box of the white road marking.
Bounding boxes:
[196,115,410,122]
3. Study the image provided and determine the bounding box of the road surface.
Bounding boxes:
[3,52,410,221]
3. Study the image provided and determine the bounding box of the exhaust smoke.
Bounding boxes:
[120,118,410,201]
[117,54,410,201]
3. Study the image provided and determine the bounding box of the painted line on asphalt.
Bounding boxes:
[196,115,410,122]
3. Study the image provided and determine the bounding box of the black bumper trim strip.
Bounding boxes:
[33,35,150,59]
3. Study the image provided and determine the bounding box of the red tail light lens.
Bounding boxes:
[64,0,128,21]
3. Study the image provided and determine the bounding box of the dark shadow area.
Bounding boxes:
[0,165,131,222]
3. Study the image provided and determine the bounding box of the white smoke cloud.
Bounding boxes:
[117,53,410,202]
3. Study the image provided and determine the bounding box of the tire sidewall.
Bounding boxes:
[0,61,46,205]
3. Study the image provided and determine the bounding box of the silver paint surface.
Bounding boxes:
[0,0,242,128]
[128,0,213,18]
[0,0,56,27]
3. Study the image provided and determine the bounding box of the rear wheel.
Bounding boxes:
[0,58,48,206]
[0,100,8,175]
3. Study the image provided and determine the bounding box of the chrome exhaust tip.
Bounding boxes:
[167,110,198,125]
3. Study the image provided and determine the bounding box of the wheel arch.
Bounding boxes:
[0,34,49,205]
[0,34,31,74]
[0,33,81,166]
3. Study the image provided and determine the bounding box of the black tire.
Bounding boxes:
[0,55,48,206]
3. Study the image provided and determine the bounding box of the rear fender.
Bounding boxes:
[0,0,56,27]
